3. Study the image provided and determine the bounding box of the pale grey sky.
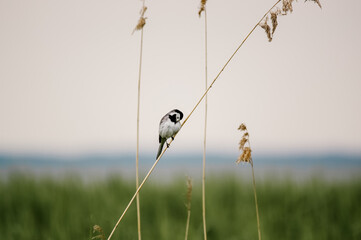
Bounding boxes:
[0,0,360,155]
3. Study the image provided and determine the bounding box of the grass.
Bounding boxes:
[0,173,360,240]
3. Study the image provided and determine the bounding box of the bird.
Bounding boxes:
[156,109,183,159]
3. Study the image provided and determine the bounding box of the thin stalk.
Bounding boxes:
[184,177,192,240]
[107,147,167,240]
[251,164,261,240]
[135,23,144,240]
[107,1,281,239]
[202,7,208,240]
[135,1,146,239]
[184,209,191,240]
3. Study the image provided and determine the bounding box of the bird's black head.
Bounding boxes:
[169,109,183,123]
[173,109,183,120]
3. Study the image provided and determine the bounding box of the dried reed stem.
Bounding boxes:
[107,1,282,239]
[184,209,191,240]
[184,177,192,240]
[201,6,208,240]
[237,124,261,240]
[251,163,261,240]
[135,2,146,240]
[135,22,143,240]
[107,147,168,240]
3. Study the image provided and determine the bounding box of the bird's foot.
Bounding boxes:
[171,136,174,140]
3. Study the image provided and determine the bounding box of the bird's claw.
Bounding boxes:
[166,143,170,148]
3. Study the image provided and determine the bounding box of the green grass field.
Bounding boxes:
[0,173,360,240]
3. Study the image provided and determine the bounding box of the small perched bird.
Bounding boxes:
[156,109,183,159]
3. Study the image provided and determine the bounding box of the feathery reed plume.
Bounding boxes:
[259,0,322,41]
[133,1,147,240]
[199,1,209,240]
[184,177,193,240]
[92,225,106,240]
[132,4,147,34]
[106,1,322,239]
[282,0,294,14]
[259,16,272,42]
[198,0,207,17]
[237,124,261,240]
[270,10,280,34]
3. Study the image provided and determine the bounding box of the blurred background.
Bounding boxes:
[0,0,360,239]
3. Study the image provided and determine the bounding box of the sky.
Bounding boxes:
[0,0,361,156]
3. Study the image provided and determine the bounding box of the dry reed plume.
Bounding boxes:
[132,4,147,34]
[237,123,252,165]
[237,124,261,240]
[92,225,106,240]
[184,177,193,240]
[259,0,322,41]
[198,0,207,17]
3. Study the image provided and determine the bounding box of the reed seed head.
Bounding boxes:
[132,5,147,34]
[282,0,294,14]
[270,10,280,34]
[198,0,208,17]
[259,0,322,42]
[92,225,105,240]
[237,123,253,166]
[239,138,248,150]
[259,16,272,42]
[238,123,247,131]
[237,147,252,165]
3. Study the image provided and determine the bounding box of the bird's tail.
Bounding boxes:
[156,138,166,159]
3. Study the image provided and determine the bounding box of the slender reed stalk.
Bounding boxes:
[107,1,284,239]
[107,147,167,240]
[135,18,143,240]
[134,2,147,240]
[200,3,209,240]
[237,124,261,240]
[251,163,261,240]
[184,177,192,240]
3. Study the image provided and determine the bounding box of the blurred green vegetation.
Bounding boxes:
[0,173,360,240]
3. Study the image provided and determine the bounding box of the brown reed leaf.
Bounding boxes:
[198,0,208,17]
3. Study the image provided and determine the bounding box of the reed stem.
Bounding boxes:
[202,6,208,240]
[135,1,146,239]
[251,163,261,240]
[135,23,143,240]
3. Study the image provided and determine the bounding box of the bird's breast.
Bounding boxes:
[159,121,181,139]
